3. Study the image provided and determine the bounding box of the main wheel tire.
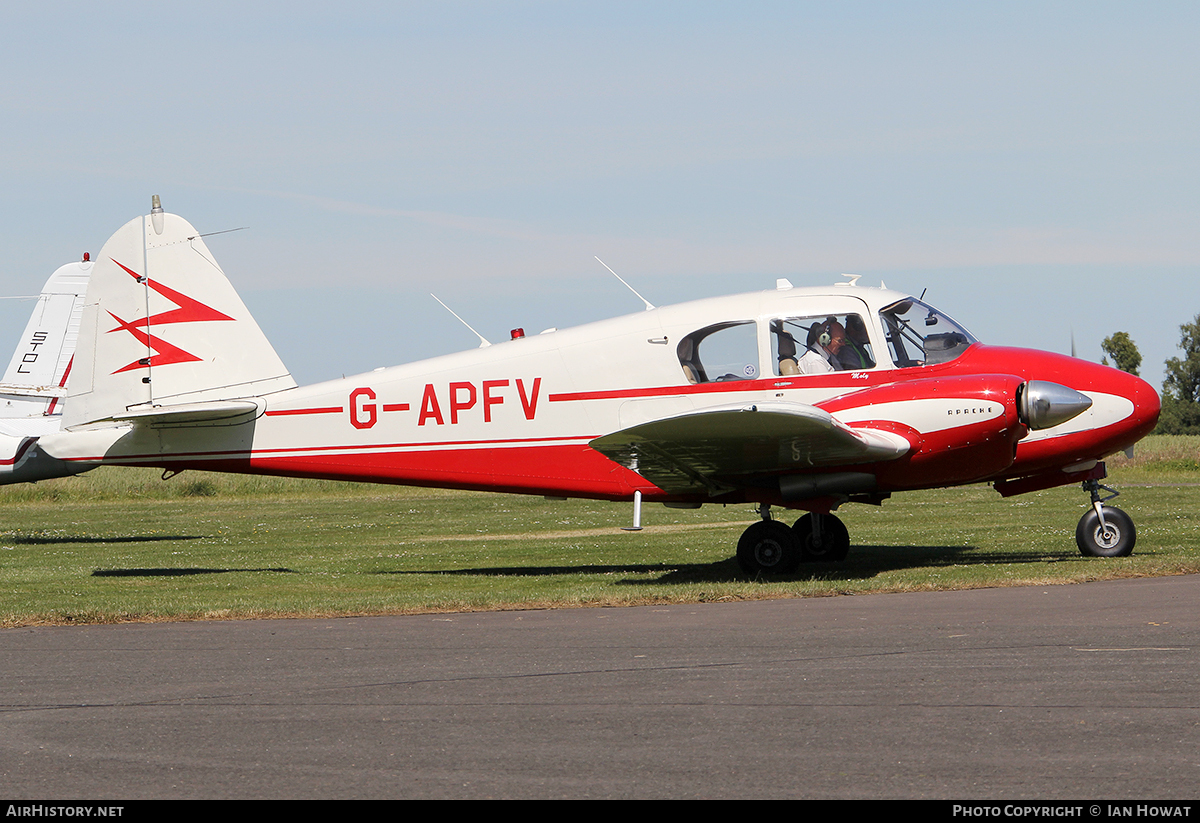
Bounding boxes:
[1076,506,1135,557]
[736,520,802,575]
[793,513,851,562]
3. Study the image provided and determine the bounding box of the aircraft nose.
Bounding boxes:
[1126,372,1162,432]
[1019,380,1094,430]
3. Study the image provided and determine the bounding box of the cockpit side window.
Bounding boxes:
[771,313,876,375]
[677,321,759,384]
[879,299,977,367]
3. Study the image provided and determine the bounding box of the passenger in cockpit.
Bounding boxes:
[797,319,844,374]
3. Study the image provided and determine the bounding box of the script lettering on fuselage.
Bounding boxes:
[342,378,543,429]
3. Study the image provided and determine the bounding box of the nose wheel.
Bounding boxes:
[1076,480,1135,557]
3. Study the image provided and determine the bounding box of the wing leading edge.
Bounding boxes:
[589,401,911,496]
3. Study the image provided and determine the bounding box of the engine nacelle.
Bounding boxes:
[819,374,1027,489]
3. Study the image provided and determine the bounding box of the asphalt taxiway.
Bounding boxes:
[2,576,1197,799]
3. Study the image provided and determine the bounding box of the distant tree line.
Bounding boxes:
[1103,317,1200,434]
[1157,315,1200,434]
[1101,331,1141,375]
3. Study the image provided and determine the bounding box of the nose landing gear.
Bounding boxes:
[1076,479,1135,557]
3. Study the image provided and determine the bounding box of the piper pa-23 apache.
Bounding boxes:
[32,199,1160,574]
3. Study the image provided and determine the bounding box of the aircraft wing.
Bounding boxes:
[589,401,911,495]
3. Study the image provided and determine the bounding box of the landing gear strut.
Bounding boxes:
[1076,479,1135,557]
[793,513,851,562]
[736,505,851,574]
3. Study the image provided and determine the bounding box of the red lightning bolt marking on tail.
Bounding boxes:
[106,258,235,374]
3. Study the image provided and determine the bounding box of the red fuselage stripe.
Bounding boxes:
[56,433,600,463]
[264,407,344,416]
[1,439,36,466]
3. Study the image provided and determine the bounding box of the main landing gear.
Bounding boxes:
[1076,479,1135,558]
[735,478,1136,574]
[736,504,851,575]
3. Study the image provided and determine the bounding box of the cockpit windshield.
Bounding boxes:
[879,298,977,367]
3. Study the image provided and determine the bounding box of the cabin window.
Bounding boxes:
[878,298,976,367]
[677,321,759,384]
[770,314,876,375]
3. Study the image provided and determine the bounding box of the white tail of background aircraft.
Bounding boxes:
[0,257,93,483]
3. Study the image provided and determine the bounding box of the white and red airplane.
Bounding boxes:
[36,200,1160,572]
[0,255,91,485]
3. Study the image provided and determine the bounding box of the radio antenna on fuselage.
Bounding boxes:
[430,294,491,348]
[595,256,655,311]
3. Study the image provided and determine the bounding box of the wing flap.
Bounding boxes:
[589,401,911,495]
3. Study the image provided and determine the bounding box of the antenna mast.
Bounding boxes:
[595,257,655,311]
[431,294,491,348]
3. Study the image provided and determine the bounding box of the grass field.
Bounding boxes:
[2,436,1199,626]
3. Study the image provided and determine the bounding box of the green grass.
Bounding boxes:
[2,435,1199,626]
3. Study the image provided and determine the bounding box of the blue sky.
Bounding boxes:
[2,1,1197,388]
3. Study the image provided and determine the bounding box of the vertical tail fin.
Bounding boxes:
[64,207,296,429]
[0,259,90,431]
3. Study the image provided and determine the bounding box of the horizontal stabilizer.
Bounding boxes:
[590,401,911,495]
[0,382,67,399]
[112,399,263,427]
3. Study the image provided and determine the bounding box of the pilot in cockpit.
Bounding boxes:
[836,314,875,370]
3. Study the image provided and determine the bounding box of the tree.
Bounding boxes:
[1157,315,1200,434]
[1101,331,1141,375]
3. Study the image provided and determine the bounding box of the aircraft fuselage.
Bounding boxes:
[50,285,1159,508]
